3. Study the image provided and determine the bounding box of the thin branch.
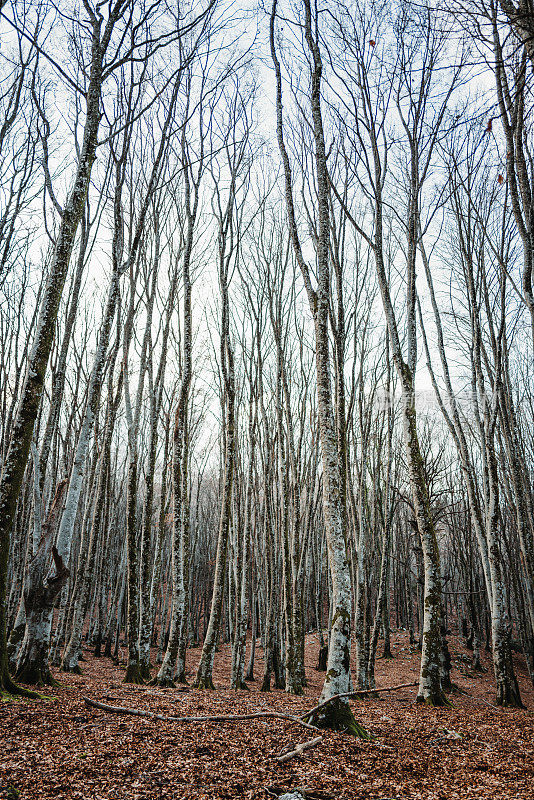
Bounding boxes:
[0,12,85,96]
[301,681,419,721]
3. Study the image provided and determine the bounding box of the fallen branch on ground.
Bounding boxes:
[83,696,319,732]
[301,681,419,721]
[85,681,418,736]
[276,736,323,763]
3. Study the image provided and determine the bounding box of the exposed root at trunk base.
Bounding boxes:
[230,680,249,691]
[61,662,82,675]
[301,681,417,733]
[285,683,304,696]
[416,690,450,707]
[150,668,176,687]
[123,663,144,685]
[139,663,152,681]
[194,675,215,690]
[150,677,176,688]
[304,697,371,739]
[496,684,525,709]
[15,662,60,688]
[1,666,43,700]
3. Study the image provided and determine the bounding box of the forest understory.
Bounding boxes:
[3,2,534,800]
[1,631,533,800]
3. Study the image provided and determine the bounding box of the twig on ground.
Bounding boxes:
[455,687,503,713]
[276,736,323,762]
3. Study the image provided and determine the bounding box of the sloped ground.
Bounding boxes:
[1,631,533,800]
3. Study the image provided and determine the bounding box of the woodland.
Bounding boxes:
[0,0,534,798]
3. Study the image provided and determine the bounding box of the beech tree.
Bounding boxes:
[2,0,534,724]
[270,0,367,735]
[0,0,215,696]
[195,77,254,689]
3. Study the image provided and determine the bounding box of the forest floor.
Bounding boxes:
[1,631,533,800]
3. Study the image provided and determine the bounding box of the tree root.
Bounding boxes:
[194,675,215,690]
[14,663,60,687]
[415,689,451,707]
[1,666,44,700]
[123,663,144,685]
[304,697,371,738]
[230,679,249,691]
[150,675,176,688]
[300,681,419,738]
[302,681,418,720]
[60,663,82,676]
[139,663,152,681]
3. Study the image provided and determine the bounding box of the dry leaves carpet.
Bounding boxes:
[1,632,533,800]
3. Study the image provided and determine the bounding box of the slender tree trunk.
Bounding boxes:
[271,0,365,735]
[155,142,197,686]
[0,19,105,694]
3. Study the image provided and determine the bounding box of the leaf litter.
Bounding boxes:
[0,631,533,800]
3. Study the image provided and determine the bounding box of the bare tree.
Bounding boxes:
[270,0,367,734]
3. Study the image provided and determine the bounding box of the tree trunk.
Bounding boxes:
[15,482,68,686]
[0,22,104,694]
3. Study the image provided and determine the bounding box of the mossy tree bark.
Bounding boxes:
[0,0,177,697]
[368,521,391,684]
[194,382,234,689]
[174,411,191,685]
[485,425,523,708]
[328,7,453,705]
[123,453,143,684]
[61,364,122,674]
[15,482,68,686]
[0,8,107,695]
[120,84,184,686]
[373,158,447,707]
[401,382,447,706]
[418,232,524,705]
[270,297,302,695]
[138,358,160,681]
[230,357,256,691]
[260,497,279,693]
[122,269,144,685]
[138,209,179,680]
